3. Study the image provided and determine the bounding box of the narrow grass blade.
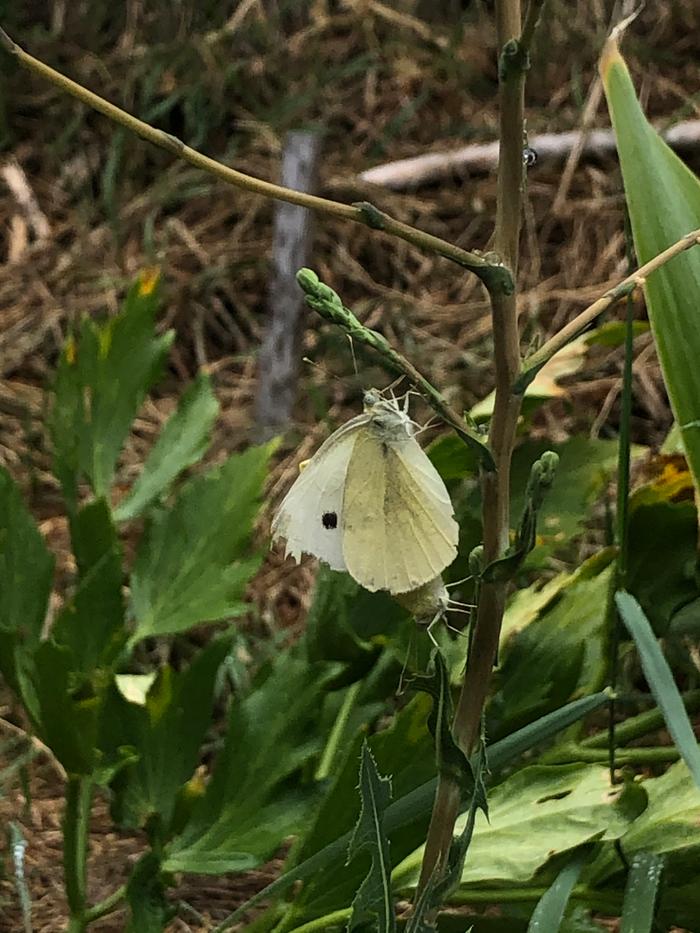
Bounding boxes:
[527,846,591,932]
[615,591,700,788]
[620,852,664,933]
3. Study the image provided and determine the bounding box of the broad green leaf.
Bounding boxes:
[393,765,633,891]
[346,743,396,933]
[130,444,272,641]
[527,847,591,933]
[50,270,173,503]
[114,373,219,522]
[601,38,700,491]
[624,501,698,635]
[52,499,126,674]
[215,693,610,932]
[101,635,231,832]
[619,852,663,933]
[0,467,53,644]
[164,651,338,874]
[588,761,700,886]
[488,557,612,739]
[615,592,700,788]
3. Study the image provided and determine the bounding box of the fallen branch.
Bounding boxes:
[358,119,700,190]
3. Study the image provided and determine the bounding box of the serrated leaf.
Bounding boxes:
[619,851,664,933]
[164,651,337,874]
[346,742,396,932]
[601,38,700,492]
[114,373,219,522]
[50,271,173,503]
[101,635,231,832]
[130,444,272,642]
[615,591,700,788]
[52,499,126,674]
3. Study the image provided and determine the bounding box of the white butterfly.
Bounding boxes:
[271,390,459,594]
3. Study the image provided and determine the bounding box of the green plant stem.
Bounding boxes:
[518,227,700,389]
[0,28,512,296]
[416,0,526,899]
[83,884,128,923]
[283,885,623,932]
[582,689,700,748]
[64,775,93,933]
[545,744,679,765]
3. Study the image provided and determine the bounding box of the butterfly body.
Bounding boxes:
[272,391,458,594]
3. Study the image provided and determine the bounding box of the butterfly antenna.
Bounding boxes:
[302,357,344,384]
[446,575,474,589]
[346,335,359,377]
[397,629,416,696]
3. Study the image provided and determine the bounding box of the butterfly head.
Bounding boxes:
[363,388,412,439]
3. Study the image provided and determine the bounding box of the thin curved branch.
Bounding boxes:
[0,27,513,296]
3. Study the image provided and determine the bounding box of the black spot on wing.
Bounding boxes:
[322,511,338,529]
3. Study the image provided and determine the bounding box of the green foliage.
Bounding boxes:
[624,501,699,635]
[163,651,339,874]
[602,40,700,491]
[102,636,231,834]
[50,271,173,505]
[52,499,126,674]
[619,852,663,933]
[615,592,700,788]
[489,554,612,738]
[129,443,272,642]
[527,847,592,933]
[114,373,219,522]
[346,743,396,932]
[125,853,169,933]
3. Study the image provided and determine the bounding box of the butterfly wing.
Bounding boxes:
[271,418,365,571]
[342,432,458,593]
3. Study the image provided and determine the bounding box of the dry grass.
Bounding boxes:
[1,0,699,928]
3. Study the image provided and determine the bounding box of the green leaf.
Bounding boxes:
[214,693,610,932]
[489,557,613,739]
[0,467,54,644]
[588,761,700,888]
[130,444,272,642]
[601,39,700,491]
[101,635,231,832]
[393,765,634,892]
[31,642,100,774]
[114,374,219,522]
[615,591,700,788]
[164,651,338,874]
[619,852,664,933]
[304,566,410,670]
[584,320,650,348]
[346,743,396,933]
[527,847,592,933]
[280,695,435,931]
[624,501,699,635]
[125,852,168,933]
[50,271,173,503]
[52,499,126,674]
